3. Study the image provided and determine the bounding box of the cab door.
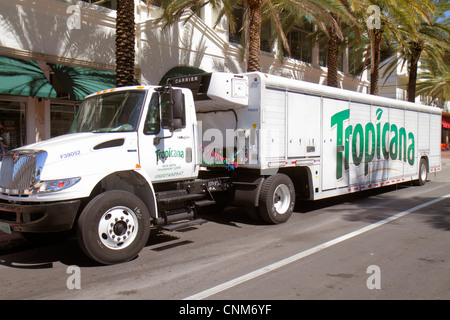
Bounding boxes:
[138,89,197,182]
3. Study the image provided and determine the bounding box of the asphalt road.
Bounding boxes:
[1,160,449,301]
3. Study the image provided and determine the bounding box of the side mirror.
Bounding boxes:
[171,89,184,132]
[161,88,184,132]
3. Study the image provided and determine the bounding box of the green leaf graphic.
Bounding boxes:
[376,108,383,121]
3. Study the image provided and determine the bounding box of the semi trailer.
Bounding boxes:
[0,72,441,264]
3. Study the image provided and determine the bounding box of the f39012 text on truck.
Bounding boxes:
[0,72,441,264]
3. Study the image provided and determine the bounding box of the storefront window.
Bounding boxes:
[0,100,26,160]
[51,104,78,138]
[349,48,364,76]
[283,23,313,64]
[80,0,117,10]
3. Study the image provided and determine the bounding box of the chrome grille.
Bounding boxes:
[0,150,47,194]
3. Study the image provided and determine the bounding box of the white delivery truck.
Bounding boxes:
[0,72,441,264]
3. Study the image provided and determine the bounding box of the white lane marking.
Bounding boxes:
[184,193,450,300]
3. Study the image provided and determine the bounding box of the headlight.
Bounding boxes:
[35,177,81,193]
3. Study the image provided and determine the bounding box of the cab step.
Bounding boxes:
[157,192,206,204]
[162,218,207,231]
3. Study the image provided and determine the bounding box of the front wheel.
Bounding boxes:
[258,174,295,224]
[77,190,151,265]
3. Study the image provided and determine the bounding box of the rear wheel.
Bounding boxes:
[415,158,428,186]
[258,174,295,224]
[77,190,151,265]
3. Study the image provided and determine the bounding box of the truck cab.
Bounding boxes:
[0,84,205,264]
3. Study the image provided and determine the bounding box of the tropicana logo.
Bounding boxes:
[331,108,415,180]
[155,148,184,161]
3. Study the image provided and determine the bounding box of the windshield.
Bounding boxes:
[70,90,146,133]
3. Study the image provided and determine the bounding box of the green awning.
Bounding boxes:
[0,56,57,98]
[49,64,118,101]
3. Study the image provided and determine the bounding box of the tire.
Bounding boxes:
[77,190,151,265]
[258,174,295,224]
[415,158,428,186]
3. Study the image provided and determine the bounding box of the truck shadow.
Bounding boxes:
[296,184,408,213]
[0,237,94,269]
[311,182,450,232]
[0,229,185,269]
[340,193,450,231]
[198,184,405,226]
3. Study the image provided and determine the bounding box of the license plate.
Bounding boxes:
[0,221,12,234]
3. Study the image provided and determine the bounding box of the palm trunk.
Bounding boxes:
[370,29,383,95]
[247,0,263,72]
[327,14,341,87]
[407,44,422,102]
[116,0,135,87]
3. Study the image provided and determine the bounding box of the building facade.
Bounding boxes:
[0,0,371,155]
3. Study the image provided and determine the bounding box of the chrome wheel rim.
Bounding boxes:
[273,184,291,214]
[98,206,138,250]
[420,162,427,181]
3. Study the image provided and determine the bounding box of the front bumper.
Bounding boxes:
[0,199,81,233]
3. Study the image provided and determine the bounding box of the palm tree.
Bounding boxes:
[320,0,365,88]
[361,0,435,95]
[155,0,264,72]
[368,27,383,95]
[115,0,136,87]
[246,0,264,71]
[244,0,353,71]
[156,0,355,73]
[267,0,359,87]
[326,12,342,87]
[416,54,450,107]
[405,21,449,102]
[296,0,362,88]
[382,0,449,102]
